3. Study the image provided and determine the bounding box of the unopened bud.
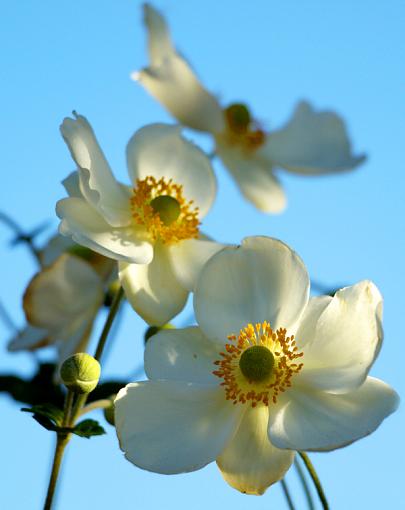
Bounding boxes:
[103,396,116,426]
[60,353,101,394]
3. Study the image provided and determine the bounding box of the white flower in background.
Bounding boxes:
[115,237,398,495]
[56,115,222,325]
[135,4,366,213]
[8,244,114,366]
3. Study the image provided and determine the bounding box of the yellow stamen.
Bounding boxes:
[213,321,304,407]
[130,176,199,245]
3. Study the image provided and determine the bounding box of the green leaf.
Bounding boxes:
[73,419,106,439]
[21,403,64,427]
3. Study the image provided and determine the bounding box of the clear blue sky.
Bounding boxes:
[1,1,404,508]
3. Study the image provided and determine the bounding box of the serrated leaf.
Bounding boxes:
[73,419,106,439]
[21,403,64,427]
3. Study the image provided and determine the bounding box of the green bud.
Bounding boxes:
[225,103,251,133]
[60,353,101,394]
[239,345,274,382]
[103,396,115,426]
[150,195,181,226]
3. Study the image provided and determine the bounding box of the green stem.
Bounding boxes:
[79,399,112,417]
[43,434,69,510]
[42,287,124,509]
[94,286,124,362]
[280,478,296,510]
[299,452,329,510]
[294,457,315,510]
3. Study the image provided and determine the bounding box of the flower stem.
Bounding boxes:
[42,290,123,509]
[0,211,43,265]
[294,457,315,510]
[94,285,124,362]
[299,452,329,510]
[79,399,112,417]
[43,434,69,510]
[280,478,296,510]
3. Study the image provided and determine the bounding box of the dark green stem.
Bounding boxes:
[299,452,329,510]
[280,478,296,510]
[294,457,315,510]
[94,286,124,362]
[0,211,42,265]
[43,434,69,510]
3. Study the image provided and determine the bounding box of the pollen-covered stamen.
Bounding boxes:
[130,176,200,245]
[223,102,266,151]
[213,321,304,407]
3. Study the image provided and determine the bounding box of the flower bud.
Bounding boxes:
[103,396,116,426]
[60,353,101,394]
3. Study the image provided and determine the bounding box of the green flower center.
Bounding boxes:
[239,345,274,382]
[150,195,181,226]
[224,103,251,134]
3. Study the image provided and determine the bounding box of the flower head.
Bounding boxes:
[56,115,224,325]
[115,237,398,495]
[136,4,366,213]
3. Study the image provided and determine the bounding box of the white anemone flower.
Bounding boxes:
[8,249,113,366]
[115,237,398,495]
[135,4,366,213]
[56,115,222,325]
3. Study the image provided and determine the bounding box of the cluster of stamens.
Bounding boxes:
[213,321,304,407]
[130,176,200,245]
[222,103,266,152]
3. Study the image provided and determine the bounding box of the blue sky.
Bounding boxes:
[1,1,404,508]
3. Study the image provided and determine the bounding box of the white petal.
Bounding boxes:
[8,325,49,352]
[269,377,399,451]
[216,142,287,213]
[168,236,226,292]
[136,5,224,133]
[119,243,188,326]
[217,406,295,495]
[145,326,219,384]
[60,113,131,226]
[297,281,383,393]
[62,171,82,198]
[126,124,216,217]
[262,101,366,174]
[23,253,103,338]
[194,236,309,344]
[115,380,242,474]
[143,3,175,64]
[56,197,153,264]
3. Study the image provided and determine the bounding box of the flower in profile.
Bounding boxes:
[135,4,366,213]
[115,237,398,495]
[56,114,222,325]
[8,239,114,366]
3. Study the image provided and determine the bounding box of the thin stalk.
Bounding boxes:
[42,290,123,509]
[294,457,315,510]
[299,452,329,510]
[43,434,69,510]
[280,478,296,510]
[43,390,74,510]
[0,298,18,333]
[79,399,112,417]
[94,286,124,362]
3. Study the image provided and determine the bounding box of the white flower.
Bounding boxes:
[8,245,113,366]
[56,115,223,325]
[115,237,398,495]
[135,4,365,213]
